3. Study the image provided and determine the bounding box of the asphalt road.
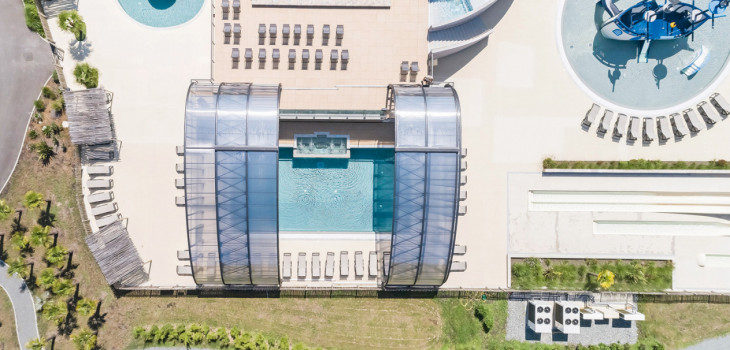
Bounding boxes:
[0,0,54,193]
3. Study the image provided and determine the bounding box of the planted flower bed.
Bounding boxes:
[542,158,730,170]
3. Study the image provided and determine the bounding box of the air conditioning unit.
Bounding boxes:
[555,301,582,334]
[527,300,554,333]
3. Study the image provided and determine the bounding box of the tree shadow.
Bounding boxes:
[88,300,106,331]
[69,39,93,61]
[38,200,56,227]
[12,210,27,233]
[58,311,78,337]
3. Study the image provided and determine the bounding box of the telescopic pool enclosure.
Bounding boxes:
[183,81,462,288]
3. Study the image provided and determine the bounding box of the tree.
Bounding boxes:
[26,338,46,350]
[10,233,31,253]
[23,191,44,210]
[45,245,68,267]
[58,10,86,41]
[7,258,28,278]
[42,300,66,324]
[51,278,74,296]
[37,268,56,289]
[73,63,99,89]
[597,270,616,290]
[30,225,51,247]
[76,298,97,317]
[34,99,46,112]
[0,200,11,221]
[71,328,97,350]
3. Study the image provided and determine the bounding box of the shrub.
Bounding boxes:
[42,86,56,99]
[76,298,97,316]
[73,63,99,88]
[33,112,43,123]
[597,270,615,290]
[33,141,55,164]
[10,233,31,253]
[37,268,56,289]
[34,99,46,112]
[29,225,51,247]
[42,300,66,324]
[45,245,68,267]
[52,99,64,113]
[50,122,63,134]
[51,278,74,296]
[26,338,46,350]
[28,129,39,140]
[52,70,60,84]
[71,328,97,350]
[24,3,44,37]
[543,158,556,169]
[7,258,28,278]
[0,200,12,221]
[474,303,495,333]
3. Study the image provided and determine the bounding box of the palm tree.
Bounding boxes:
[72,329,97,350]
[57,10,86,41]
[45,245,68,267]
[42,300,66,325]
[23,191,44,210]
[25,338,46,350]
[34,142,55,164]
[30,225,51,247]
[6,258,28,278]
[37,268,56,289]
[10,233,31,253]
[0,200,11,221]
[51,278,74,296]
[76,298,96,317]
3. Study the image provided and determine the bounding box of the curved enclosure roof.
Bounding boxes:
[184,81,281,286]
[386,85,462,287]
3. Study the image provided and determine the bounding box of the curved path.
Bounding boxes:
[683,334,730,350]
[0,0,54,194]
[0,261,41,350]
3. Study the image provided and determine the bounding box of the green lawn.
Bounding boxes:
[640,302,730,350]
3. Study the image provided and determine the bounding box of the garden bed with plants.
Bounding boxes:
[511,258,673,292]
[543,158,730,171]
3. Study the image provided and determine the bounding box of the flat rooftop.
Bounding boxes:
[213,0,428,110]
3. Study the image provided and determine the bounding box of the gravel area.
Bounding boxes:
[683,334,730,350]
[506,300,638,345]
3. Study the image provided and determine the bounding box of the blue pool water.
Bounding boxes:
[278,148,394,232]
[118,0,204,27]
[430,0,474,26]
[561,0,730,110]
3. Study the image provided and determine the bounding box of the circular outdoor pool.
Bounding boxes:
[118,0,204,27]
[560,0,730,111]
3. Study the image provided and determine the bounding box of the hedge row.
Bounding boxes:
[133,323,314,350]
[543,158,730,170]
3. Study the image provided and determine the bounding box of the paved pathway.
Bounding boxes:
[0,261,40,350]
[0,0,54,194]
[683,333,730,350]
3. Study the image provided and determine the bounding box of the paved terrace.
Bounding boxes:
[213,0,428,110]
[438,0,730,290]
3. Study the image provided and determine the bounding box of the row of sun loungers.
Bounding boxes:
[282,251,378,279]
[233,48,349,64]
[256,24,344,41]
[585,93,729,143]
[84,167,122,230]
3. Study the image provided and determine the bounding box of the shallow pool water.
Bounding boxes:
[561,0,730,110]
[118,0,204,27]
[278,148,394,232]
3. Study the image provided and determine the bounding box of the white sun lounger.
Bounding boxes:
[87,179,112,189]
[176,145,184,155]
[354,251,364,277]
[90,202,117,216]
[597,109,614,134]
[177,265,192,276]
[657,116,671,141]
[87,191,113,204]
[87,165,112,176]
[175,196,185,206]
[683,108,705,132]
[453,245,467,255]
[176,163,184,172]
[670,113,689,137]
[628,116,640,141]
[95,213,121,228]
[368,251,377,277]
[582,103,600,128]
[710,92,730,115]
[325,252,335,278]
[283,253,292,279]
[643,117,656,142]
[613,113,628,139]
[175,178,185,188]
[450,261,467,272]
[312,252,321,278]
[297,253,307,278]
[177,250,190,260]
[458,206,467,215]
[340,251,349,277]
[698,101,721,124]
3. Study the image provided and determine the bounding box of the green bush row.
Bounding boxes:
[474,303,495,333]
[133,323,316,350]
[511,258,673,291]
[23,1,45,38]
[543,158,730,170]
[485,339,664,350]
